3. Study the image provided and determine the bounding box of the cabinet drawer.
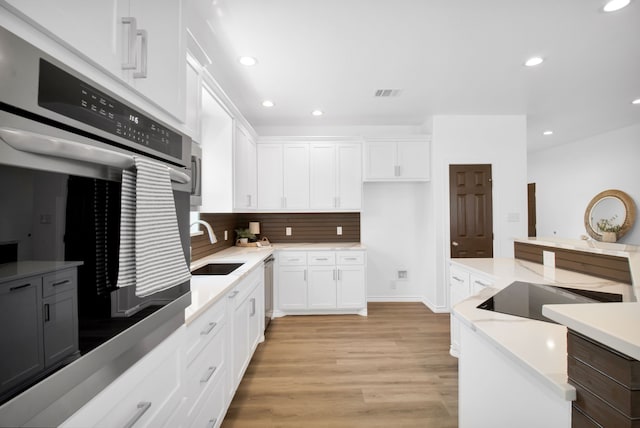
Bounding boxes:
[186,299,227,365]
[470,273,494,295]
[62,328,185,428]
[43,268,77,298]
[449,265,470,288]
[190,374,226,428]
[278,252,307,266]
[228,267,262,310]
[337,252,364,265]
[186,326,226,422]
[568,331,640,389]
[308,252,335,265]
[573,382,638,428]
[569,356,640,418]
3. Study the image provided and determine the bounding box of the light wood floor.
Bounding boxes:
[222,302,458,428]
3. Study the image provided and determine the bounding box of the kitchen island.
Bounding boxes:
[450,238,639,428]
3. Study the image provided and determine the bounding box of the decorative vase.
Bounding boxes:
[601,232,617,243]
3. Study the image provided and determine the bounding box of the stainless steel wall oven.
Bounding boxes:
[0,27,192,426]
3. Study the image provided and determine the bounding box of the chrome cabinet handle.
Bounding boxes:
[121,17,138,70]
[52,279,70,287]
[228,290,240,299]
[246,194,251,207]
[207,419,217,428]
[451,276,464,283]
[316,258,328,261]
[201,321,217,335]
[44,304,50,322]
[251,298,256,316]
[122,402,151,428]
[333,269,336,281]
[344,257,357,261]
[200,366,217,384]
[474,280,491,288]
[133,29,148,78]
[394,165,401,176]
[304,269,307,281]
[337,269,341,281]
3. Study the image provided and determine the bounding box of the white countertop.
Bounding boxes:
[186,246,275,324]
[543,302,640,361]
[451,257,637,401]
[0,260,84,282]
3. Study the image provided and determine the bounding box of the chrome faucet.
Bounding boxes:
[190,220,218,244]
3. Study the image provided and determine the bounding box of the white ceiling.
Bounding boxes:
[198,0,640,151]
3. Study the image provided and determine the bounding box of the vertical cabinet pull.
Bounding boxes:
[333,269,336,281]
[133,29,148,78]
[207,419,218,428]
[246,194,252,207]
[304,269,307,281]
[337,269,341,281]
[44,304,50,322]
[200,366,217,384]
[122,402,151,428]
[121,17,138,70]
[250,297,256,316]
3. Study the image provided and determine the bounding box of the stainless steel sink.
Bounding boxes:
[191,262,244,275]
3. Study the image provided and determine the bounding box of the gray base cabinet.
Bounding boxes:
[0,267,78,402]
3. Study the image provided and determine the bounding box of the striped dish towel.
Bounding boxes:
[116,157,191,297]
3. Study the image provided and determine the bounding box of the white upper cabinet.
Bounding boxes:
[309,142,362,210]
[257,142,309,210]
[234,126,257,211]
[4,0,186,120]
[185,53,201,142]
[364,137,431,181]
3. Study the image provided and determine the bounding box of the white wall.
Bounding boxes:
[528,123,640,245]
[361,182,430,301]
[427,115,528,310]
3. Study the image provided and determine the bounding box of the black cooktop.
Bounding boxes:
[477,281,623,324]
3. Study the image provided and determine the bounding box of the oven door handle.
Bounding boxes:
[0,127,190,184]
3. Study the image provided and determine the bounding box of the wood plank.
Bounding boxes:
[222,302,458,427]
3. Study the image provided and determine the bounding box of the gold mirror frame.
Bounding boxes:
[584,189,636,241]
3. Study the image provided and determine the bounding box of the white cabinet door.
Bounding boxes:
[127,0,185,120]
[234,126,257,210]
[282,143,309,209]
[337,265,365,308]
[4,0,185,119]
[309,144,336,210]
[396,141,429,180]
[257,144,284,209]
[3,0,125,74]
[278,266,307,310]
[365,141,396,179]
[232,296,249,389]
[336,143,362,210]
[307,266,337,309]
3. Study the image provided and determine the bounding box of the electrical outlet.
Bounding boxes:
[286,227,292,236]
[397,270,408,280]
[337,226,343,235]
[224,230,228,241]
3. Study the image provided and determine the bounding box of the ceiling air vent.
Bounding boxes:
[374,89,402,97]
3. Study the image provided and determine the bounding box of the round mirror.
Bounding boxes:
[584,189,636,241]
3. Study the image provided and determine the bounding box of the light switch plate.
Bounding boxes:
[337,226,343,235]
[543,250,555,268]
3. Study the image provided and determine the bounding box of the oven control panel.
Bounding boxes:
[37,59,182,161]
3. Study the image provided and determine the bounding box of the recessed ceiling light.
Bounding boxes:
[543,130,554,136]
[632,98,640,105]
[311,110,323,116]
[525,57,544,67]
[262,100,275,107]
[238,56,257,66]
[603,0,630,12]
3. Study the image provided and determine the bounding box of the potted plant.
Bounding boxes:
[596,215,621,242]
[235,228,256,245]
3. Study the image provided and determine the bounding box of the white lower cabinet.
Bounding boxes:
[449,261,495,357]
[276,250,367,316]
[61,326,186,428]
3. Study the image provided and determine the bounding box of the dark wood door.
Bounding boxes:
[527,183,537,237]
[449,164,493,258]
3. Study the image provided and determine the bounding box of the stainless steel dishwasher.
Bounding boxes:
[264,255,275,331]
